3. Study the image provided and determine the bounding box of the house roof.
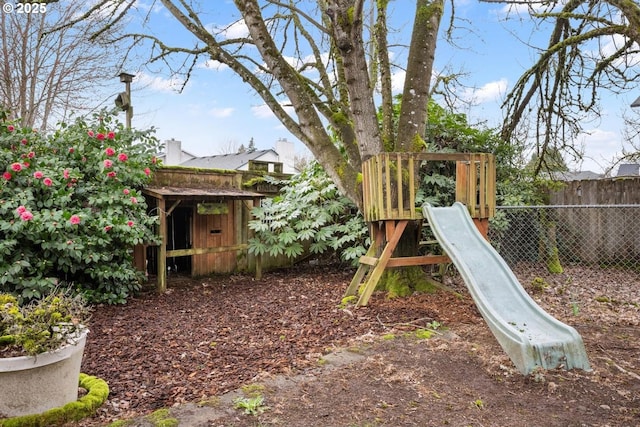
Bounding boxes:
[546,170,602,181]
[179,149,277,170]
[616,163,640,176]
[143,186,263,200]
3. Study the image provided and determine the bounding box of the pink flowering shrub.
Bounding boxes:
[0,109,160,304]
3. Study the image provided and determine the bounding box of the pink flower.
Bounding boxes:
[7,125,14,132]
[27,151,35,159]
[151,156,157,164]
[22,162,29,168]
[105,147,115,156]
[63,169,70,179]
[17,206,33,221]
[43,177,53,187]
[117,153,128,162]
[130,197,138,204]
[97,133,105,141]
[21,138,28,145]
[10,163,21,172]
[127,220,134,227]
[33,171,44,179]
[69,147,75,153]
[3,172,11,180]
[107,171,117,178]
[144,167,151,176]
[103,159,113,168]
[104,225,112,232]
[123,188,130,195]
[87,130,95,137]
[107,131,115,140]
[69,215,81,225]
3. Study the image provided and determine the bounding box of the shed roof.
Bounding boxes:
[143,186,263,200]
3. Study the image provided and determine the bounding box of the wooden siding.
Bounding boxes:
[191,201,237,275]
[153,166,240,189]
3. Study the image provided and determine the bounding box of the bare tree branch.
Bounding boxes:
[0,3,127,130]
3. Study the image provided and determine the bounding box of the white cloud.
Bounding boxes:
[599,33,640,68]
[135,72,185,92]
[132,0,163,13]
[573,128,623,172]
[468,78,508,104]
[391,70,405,92]
[210,19,249,39]
[251,104,275,119]
[226,20,249,38]
[209,107,235,118]
[200,59,229,71]
[251,103,295,119]
[489,1,553,19]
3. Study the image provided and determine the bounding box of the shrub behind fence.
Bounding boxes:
[489,205,640,273]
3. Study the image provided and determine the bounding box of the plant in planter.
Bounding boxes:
[0,290,92,418]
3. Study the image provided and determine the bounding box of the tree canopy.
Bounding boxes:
[49,0,640,207]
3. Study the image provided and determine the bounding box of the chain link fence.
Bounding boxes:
[488,205,640,279]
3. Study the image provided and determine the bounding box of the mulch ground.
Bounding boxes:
[75,263,639,426]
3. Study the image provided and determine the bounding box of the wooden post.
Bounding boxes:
[357,220,408,306]
[255,254,263,280]
[157,198,167,293]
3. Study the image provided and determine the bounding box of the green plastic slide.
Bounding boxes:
[422,202,591,374]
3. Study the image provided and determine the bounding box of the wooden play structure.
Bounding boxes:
[344,152,496,306]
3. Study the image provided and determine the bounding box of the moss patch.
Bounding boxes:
[145,409,178,427]
[241,383,266,398]
[379,268,439,299]
[338,295,357,308]
[196,397,221,408]
[546,247,564,274]
[414,329,435,340]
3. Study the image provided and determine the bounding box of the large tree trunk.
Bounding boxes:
[396,0,443,151]
[381,1,444,295]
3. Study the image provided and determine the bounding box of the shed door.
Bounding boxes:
[167,206,193,274]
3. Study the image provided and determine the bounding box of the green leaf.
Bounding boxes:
[284,242,304,258]
[267,243,285,257]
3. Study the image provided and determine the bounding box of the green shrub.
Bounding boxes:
[248,162,368,265]
[0,109,160,303]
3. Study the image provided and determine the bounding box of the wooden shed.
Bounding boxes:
[139,167,265,292]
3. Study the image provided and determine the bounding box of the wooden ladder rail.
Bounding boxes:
[345,219,451,306]
[345,220,408,306]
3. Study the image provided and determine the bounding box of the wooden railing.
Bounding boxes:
[362,152,496,222]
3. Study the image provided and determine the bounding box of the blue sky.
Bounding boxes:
[99,1,640,174]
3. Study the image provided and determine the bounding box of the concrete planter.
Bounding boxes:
[0,328,88,417]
